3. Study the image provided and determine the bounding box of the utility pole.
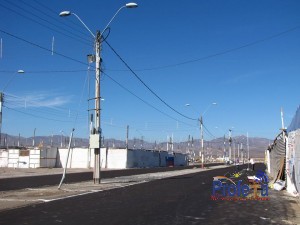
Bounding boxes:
[191,136,194,163]
[223,135,226,161]
[126,125,129,149]
[281,107,287,143]
[233,141,236,164]
[200,116,204,168]
[229,129,232,163]
[91,30,102,184]
[33,128,36,147]
[0,92,3,147]
[247,132,250,170]
[51,133,53,147]
[60,131,64,148]
[141,136,144,149]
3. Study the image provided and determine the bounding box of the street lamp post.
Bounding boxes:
[200,116,204,168]
[228,129,232,162]
[0,70,25,146]
[60,3,138,184]
[186,102,217,168]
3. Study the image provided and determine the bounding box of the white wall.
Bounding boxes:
[106,148,127,169]
[8,149,21,168]
[0,150,8,167]
[1,147,188,169]
[57,148,89,168]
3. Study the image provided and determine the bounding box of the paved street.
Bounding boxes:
[0,163,222,191]
[0,164,299,225]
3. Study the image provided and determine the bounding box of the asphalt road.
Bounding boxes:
[0,163,222,191]
[0,163,298,225]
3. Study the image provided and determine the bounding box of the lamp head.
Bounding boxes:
[59,11,71,17]
[125,2,138,8]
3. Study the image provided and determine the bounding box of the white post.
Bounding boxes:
[247,132,250,170]
[58,129,75,189]
[92,31,102,184]
[229,129,232,162]
[200,116,204,168]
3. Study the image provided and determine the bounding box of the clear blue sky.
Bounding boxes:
[0,0,299,142]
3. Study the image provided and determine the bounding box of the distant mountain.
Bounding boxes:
[0,133,270,158]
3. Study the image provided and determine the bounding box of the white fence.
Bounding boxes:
[287,130,300,195]
[1,148,188,169]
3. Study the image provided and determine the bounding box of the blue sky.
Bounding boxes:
[0,0,299,142]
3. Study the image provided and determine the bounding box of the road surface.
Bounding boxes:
[0,164,299,225]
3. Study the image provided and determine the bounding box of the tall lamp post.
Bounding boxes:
[186,102,217,168]
[0,69,25,146]
[59,3,138,184]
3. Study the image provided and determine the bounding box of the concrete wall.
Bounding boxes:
[127,149,160,168]
[0,150,8,167]
[0,147,188,169]
[106,148,127,169]
[174,152,188,166]
[8,149,22,168]
[57,148,91,168]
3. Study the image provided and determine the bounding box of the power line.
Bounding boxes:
[0,29,89,67]
[104,40,197,121]
[0,1,92,46]
[0,70,91,74]
[19,0,92,39]
[103,72,197,128]
[105,25,300,72]
[3,93,87,120]
[32,0,93,36]
[0,29,197,130]
[3,106,74,123]
[203,124,217,139]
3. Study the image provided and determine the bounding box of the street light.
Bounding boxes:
[0,69,25,146]
[1,69,25,92]
[186,102,217,168]
[59,3,138,184]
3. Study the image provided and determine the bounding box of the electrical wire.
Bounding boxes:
[0,70,91,74]
[120,25,300,71]
[103,72,197,128]
[104,40,198,121]
[3,106,74,123]
[32,0,92,36]
[0,29,197,134]
[203,124,217,139]
[0,29,89,67]
[3,93,87,120]
[19,0,92,39]
[0,1,92,46]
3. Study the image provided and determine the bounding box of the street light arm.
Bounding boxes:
[202,102,217,117]
[1,70,25,92]
[101,3,138,36]
[72,13,96,38]
[101,5,126,36]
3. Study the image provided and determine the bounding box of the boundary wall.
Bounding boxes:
[0,148,188,169]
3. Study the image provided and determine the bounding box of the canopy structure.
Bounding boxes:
[267,132,286,181]
[288,106,300,133]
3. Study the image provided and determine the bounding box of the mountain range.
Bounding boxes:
[0,133,271,158]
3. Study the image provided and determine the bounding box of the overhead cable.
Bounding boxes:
[104,40,198,121]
